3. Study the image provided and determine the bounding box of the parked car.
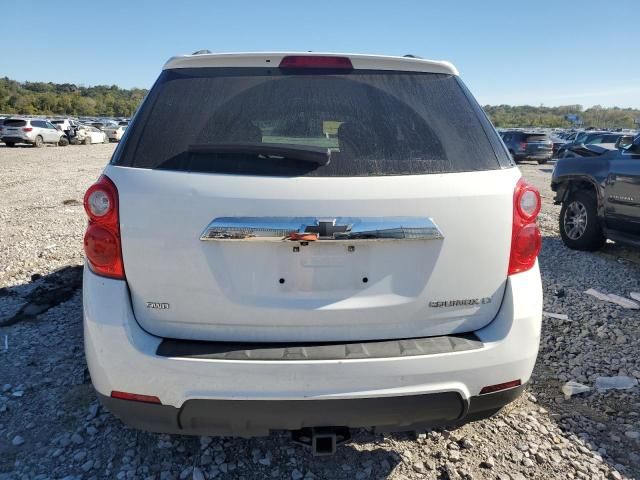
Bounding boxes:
[1,118,66,147]
[103,124,127,142]
[550,134,569,158]
[561,134,635,158]
[89,121,117,131]
[556,131,623,158]
[78,125,109,144]
[551,134,640,250]
[50,118,80,133]
[501,130,553,164]
[83,52,543,449]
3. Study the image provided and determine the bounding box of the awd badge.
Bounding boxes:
[146,302,170,310]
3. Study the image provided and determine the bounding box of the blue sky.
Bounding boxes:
[3,0,639,107]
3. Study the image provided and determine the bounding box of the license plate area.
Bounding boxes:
[203,239,441,302]
[280,242,369,293]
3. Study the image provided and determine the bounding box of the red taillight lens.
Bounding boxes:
[279,55,353,69]
[518,142,527,150]
[83,175,124,279]
[22,127,33,132]
[110,391,161,404]
[508,178,542,275]
[84,224,121,267]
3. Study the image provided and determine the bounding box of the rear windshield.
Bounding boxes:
[4,119,27,127]
[525,134,549,142]
[113,68,511,176]
[584,134,621,144]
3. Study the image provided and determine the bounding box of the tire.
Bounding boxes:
[83,137,91,146]
[103,135,109,144]
[5,142,15,147]
[559,189,605,251]
[58,136,69,147]
[537,158,548,165]
[34,135,44,148]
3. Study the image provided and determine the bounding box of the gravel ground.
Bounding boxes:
[0,145,638,480]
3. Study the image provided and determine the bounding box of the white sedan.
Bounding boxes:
[103,125,127,142]
[78,125,109,145]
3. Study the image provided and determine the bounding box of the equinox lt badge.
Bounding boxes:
[429,298,491,308]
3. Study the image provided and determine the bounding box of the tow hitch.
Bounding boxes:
[291,427,352,456]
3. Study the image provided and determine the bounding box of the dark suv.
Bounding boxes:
[501,131,553,164]
[552,134,640,250]
[556,131,629,158]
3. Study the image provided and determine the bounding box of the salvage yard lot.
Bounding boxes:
[0,144,639,480]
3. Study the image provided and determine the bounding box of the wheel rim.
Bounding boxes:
[564,201,588,240]
[35,136,43,147]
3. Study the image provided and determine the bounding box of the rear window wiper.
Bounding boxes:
[188,143,331,166]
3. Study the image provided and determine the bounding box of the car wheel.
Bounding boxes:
[34,135,44,148]
[537,159,548,165]
[103,135,109,144]
[559,190,605,251]
[83,137,91,146]
[59,136,69,147]
[5,142,15,147]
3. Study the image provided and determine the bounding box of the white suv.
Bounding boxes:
[1,118,65,147]
[83,52,542,448]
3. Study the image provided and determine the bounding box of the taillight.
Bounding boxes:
[22,127,33,132]
[508,178,541,275]
[279,55,353,69]
[83,175,124,279]
[518,142,527,151]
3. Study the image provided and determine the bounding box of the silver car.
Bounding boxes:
[1,118,65,147]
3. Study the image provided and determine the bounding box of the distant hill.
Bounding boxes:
[0,77,148,117]
[1,76,638,128]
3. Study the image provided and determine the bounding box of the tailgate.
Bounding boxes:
[108,165,519,342]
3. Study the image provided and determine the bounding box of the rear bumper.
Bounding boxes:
[84,262,542,436]
[97,385,524,436]
[515,152,553,161]
[1,136,32,143]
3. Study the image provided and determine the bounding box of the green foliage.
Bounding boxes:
[484,104,640,129]
[0,77,148,117]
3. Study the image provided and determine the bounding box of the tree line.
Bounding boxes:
[0,77,148,118]
[1,77,639,128]
[484,104,640,129]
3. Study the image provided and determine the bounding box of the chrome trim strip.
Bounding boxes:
[200,217,444,242]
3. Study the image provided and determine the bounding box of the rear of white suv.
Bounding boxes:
[83,52,542,441]
[1,118,64,147]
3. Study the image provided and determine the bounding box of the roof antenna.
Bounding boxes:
[403,54,422,59]
[192,49,212,55]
